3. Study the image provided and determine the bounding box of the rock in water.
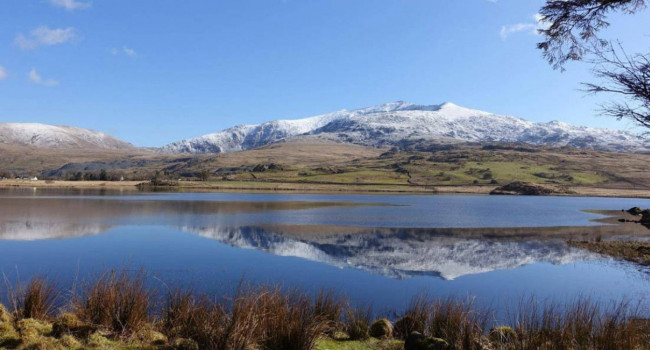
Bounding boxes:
[627,207,644,216]
[641,210,650,228]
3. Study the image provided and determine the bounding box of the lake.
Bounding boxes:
[0,188,648,313]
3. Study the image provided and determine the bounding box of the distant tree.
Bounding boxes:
[71,172,83,181]
[99,169,108,181]
[537,0,649,130]
[198,170,210,182]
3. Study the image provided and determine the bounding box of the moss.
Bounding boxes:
[15,318,53,342]
[369,318,393,339]
[52,313,96,338]
[58,334,83,349]
[0,305,12,324]
[405,332,449,350]
[19,336,68,350]
[172,338,199,350]
[0,321,21,348]
[137,327,168,346]
[86,332,119,349]
[315,337,403,350]
[489,326,517,344]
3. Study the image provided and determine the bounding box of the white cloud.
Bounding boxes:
[122,46,137,57]
[500,23,537,39]
[0,66,7,80]
[28,68,59,86]
[15,26,77,50]
[500,13,550,40]
[110,46,138,57]
[49,0,91,11]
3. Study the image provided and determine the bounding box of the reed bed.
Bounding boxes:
[0,269,647,350]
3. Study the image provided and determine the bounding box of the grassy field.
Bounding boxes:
[2,141,650,196]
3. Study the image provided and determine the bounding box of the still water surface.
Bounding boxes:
[0,188,648,312]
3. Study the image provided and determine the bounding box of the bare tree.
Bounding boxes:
[537,0,649,129]
[537,0,646,69]
[584,43,650,129]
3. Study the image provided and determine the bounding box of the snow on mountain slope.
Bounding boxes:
[162,101,649,153]
[0,123,135,150]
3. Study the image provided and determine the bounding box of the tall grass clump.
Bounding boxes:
[344,303,372,340]
[73,269,151,335]
[162,289,227,349]
[507,297,649,350]
[427,297,489,350]
[393,294,430,340]
[162,286,329,350]
[2,276,60,320]
[313,289,344,336]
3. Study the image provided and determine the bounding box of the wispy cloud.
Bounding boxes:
[15,26,77,50]
[110,46,138,57]
[28,68,59,86]
[500,13,550,40]
[0,66,7,80]
[49,0,91,11]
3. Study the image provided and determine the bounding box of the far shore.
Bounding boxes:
[2,179,650,198]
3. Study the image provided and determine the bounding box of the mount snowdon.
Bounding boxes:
[161,101,649,154]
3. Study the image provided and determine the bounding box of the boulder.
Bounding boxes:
[394,315,425,340]
[490,181,556,196]
[369,318,393,339]
[405,331,449,350]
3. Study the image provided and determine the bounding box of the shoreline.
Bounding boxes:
[2,179,650,198]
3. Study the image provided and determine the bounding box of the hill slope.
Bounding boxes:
[0,123,135,150]
[162,101,649,154]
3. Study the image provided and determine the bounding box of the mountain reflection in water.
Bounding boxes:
[1,192,646,281]
[181,225,595,280]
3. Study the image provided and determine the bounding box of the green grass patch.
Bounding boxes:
[315,337,403,350]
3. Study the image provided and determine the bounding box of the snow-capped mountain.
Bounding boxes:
[162,101,649,153]
[0,123,135,150]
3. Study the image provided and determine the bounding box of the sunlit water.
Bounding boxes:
[0,188,648,313]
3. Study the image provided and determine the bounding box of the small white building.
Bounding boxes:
[30,177,38,181]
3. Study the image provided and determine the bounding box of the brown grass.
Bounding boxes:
[73,269,151,335]
[1,275,60,320]
[344,303,372,341]
[0,272,648,349]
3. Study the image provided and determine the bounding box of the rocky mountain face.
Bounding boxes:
[162,101,649,154]
[0,123,135,150]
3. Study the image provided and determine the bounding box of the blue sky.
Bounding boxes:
[0,0,648,147]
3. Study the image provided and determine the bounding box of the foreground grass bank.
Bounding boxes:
[0,270,648,350]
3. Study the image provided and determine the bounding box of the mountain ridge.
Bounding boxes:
[161,101,649,154]
[0,122,135,150]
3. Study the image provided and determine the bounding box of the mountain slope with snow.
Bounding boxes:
[162,101,649,153]
[0,123,135,150]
